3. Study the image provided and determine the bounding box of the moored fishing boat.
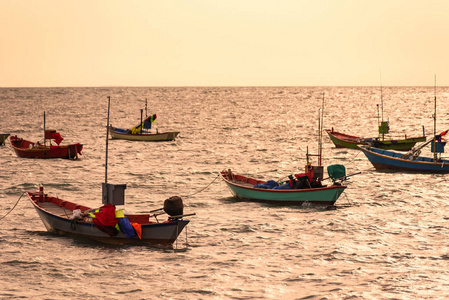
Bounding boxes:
[10,134,83,159]
[109,126,179,141]
[27,188,190,245]
[358,145,449,173]
[326,84,425,151]
[0,133,10,145]
[220,167,347,206]
[9,112,82,159]
[109,100,180,142]
[326,128,426,151]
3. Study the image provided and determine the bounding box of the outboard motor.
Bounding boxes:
[164,196,184,217]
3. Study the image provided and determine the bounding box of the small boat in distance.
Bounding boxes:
[109,125,179,142]
[326,128,426,151]
[10,112,82,159]
[10,135,83,159]
[109,101,180,142]
[0,133,10,145]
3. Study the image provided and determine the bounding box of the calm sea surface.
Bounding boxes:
[1,86,449,299]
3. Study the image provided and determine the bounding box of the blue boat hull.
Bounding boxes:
[359,146,449,173]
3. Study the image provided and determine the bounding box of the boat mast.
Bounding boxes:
[103,96,126,206]
[377,72,389,141]
[380,73,384,141]
[145,98,148,117]
[104,96,111,203]
[433,75,437,162]
[43,111,46,146]
[306,93,324,167]
[381,81,384,126]
[140,109,144,134]
[376,104,380,133]
[318,93,325,166]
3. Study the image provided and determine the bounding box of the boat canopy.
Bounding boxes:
[327,164,346,181]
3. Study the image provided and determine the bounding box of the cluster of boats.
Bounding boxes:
[3,99,189,246]
[2,91,447,246]
[327,128,449,172]
[325,84,449,173]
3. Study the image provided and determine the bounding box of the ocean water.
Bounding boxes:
[1,86,449,299]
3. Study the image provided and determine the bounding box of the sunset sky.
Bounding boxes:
[1,0,448,87]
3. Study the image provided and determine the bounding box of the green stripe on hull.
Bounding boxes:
[328,135,359,149]
[227,184,346,204]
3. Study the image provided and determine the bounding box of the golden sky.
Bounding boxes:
[1,0,448,87]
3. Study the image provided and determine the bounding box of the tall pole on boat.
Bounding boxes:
[319,93,325,166]
[377,70,388,141]
[140,109,143,134]
[317,109,321,166]
[376,104,380,133]
[145,98,148,117]
[380,72,385,141]
[381,82,384,124]
[105,96,110,201]
[43,111,46,146]
[433,75,437,162]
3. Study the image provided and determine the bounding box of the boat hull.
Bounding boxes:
[220,171,346,206]
[109,127,179,141]
[10,136,82,159]
[359,145,449,173]
[27,191,189,245]
[0,133,9,145]
[325,129,425,151]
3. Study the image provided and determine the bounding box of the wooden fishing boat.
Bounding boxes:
[0,133,9,145]
[359,130,449,173]
[109,126,179,141]
[26,188,190,245]
[220,169,347,206]
[26,96,193,245]
[358,145,449,173]
[325,128,426,151]
[10,135,83,159]
[9,112,82,159]
[327,85,426,151]
[109,102,180,141]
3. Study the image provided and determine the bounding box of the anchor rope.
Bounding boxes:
[346,149,363,165]
[0,192,26,222]
[181,173,221,198]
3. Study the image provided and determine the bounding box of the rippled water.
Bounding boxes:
[1,86,449,299]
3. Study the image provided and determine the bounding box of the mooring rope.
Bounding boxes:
[342,191,353,206]
[346,149,363,165]
[181,173,221,198]
[0,192,26,222]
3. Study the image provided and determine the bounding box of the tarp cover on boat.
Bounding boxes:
[254,180,279,189]
[130,114,157,134]
[93,204,119,236]
[327,164,346,181]
[118,217,137,238]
